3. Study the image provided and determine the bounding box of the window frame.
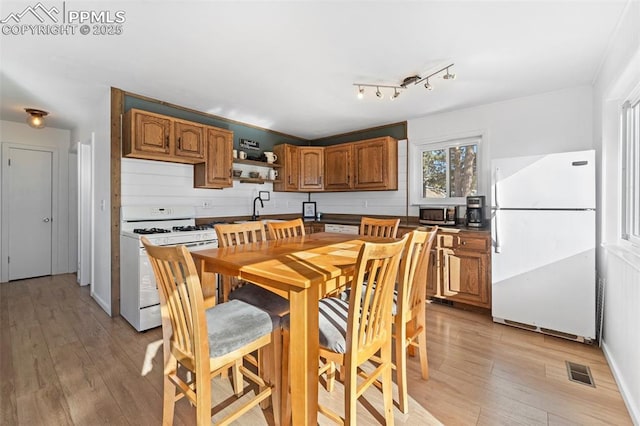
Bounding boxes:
[409,135,483,206]
[621,95,640,248]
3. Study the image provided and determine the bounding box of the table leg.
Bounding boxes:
[288,287,319,425]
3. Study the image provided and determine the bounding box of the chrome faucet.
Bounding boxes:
[252,196,264,221]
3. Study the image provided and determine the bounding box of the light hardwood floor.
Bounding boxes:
[0,274,632,425]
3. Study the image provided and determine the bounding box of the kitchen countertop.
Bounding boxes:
[197,214,490,233]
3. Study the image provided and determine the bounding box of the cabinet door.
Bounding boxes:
[442,248,490,307]
[193,127,233,188]
[299,147,324,190]
[133,110,171,155]
[324,144,353,190]
[352,137,398,190]
[174,120,205,162]
[426,247,440,297]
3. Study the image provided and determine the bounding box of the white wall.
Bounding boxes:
[71,90,111,315]
[0,120,74,281]
[592,0,640,423]
[406,85,594,216]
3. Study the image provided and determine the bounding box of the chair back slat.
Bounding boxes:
[359,217,400,238]
[267,218,306,240]
[215,221,267,247]
[347,236,406,356]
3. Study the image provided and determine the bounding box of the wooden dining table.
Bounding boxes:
[190,232,392,425]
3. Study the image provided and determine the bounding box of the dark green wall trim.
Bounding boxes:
[310,121,407,146]
[123,91,307,152]
[122,89,406,150]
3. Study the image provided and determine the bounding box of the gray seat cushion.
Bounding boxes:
[229,283,290,317]
[205,299,275,358]
[282,297,349,354]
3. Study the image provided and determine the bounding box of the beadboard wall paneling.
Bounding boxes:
[121,158,308,218]
[602,247,640,424]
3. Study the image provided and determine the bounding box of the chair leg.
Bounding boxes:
[344,362,358,426]
[417,316,429,380]
[162,364,177,425]
[395,319,409,414]
[326,361,336,392]
[381,342,395,426]
[195,371,212,426]
[232,359,243,396]
[280,329,291,426]
[262,328,282,424]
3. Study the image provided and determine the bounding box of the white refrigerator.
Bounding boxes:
[491,149,596,342]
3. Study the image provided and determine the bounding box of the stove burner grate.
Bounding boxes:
[172,225,212,232]
[133,228,171,235]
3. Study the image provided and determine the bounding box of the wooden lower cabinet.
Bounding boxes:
[428,229,491,309]
[304,222,324,234]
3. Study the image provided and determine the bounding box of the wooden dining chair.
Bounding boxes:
[281,236,408,425]
[359,216,400,238]
[214,221,289,421]
[214,221,268,303]
[141,237,275,425]
[267,218,306,240]
[393,227,438,414]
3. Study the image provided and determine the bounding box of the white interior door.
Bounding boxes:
[8,147,53,280]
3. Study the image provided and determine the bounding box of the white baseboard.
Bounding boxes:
[91,290,111,316]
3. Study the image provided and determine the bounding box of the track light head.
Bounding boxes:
[391,89,400,100]
[357,86,364,99]
[443,67,456,80]
[376,87,383,99]
[424,79,433,91]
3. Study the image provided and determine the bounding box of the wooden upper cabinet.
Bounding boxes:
[273,144,300,192]
[299,147,324,191]
[123,109,205,164]
[174,120,205,161]
[324,144,353,190]
[123,109,171,157]
[352,137,398,190]
[194,127,233,189]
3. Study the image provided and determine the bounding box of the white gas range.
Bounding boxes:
[120,206,218,331]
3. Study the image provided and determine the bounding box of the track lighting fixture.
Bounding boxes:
[353,63,455,100]
[25,108,48,129]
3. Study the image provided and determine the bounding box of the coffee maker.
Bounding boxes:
[466,195,485,228]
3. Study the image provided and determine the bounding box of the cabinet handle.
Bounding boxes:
[347,175,350,184]
[318,176,322,185]
[229,169,232,178]
[177,137,181,149]
[165,136,169,147]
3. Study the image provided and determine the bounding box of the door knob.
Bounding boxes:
[43,218,50,222]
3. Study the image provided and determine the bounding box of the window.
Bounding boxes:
[622,97,640,246]
[412,136,481,204]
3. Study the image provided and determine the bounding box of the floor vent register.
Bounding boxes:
[565,361,595,387]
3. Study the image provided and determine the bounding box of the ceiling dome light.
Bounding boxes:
[357,86,364,99]
[376,87,383,99]
[25,108,48,129]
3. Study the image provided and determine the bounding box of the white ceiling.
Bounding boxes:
[0,1,630,139]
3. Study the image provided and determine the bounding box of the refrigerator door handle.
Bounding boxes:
[494,209,501,253]
[494,167,501,209]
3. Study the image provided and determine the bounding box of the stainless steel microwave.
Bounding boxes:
[419,206,457,225]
